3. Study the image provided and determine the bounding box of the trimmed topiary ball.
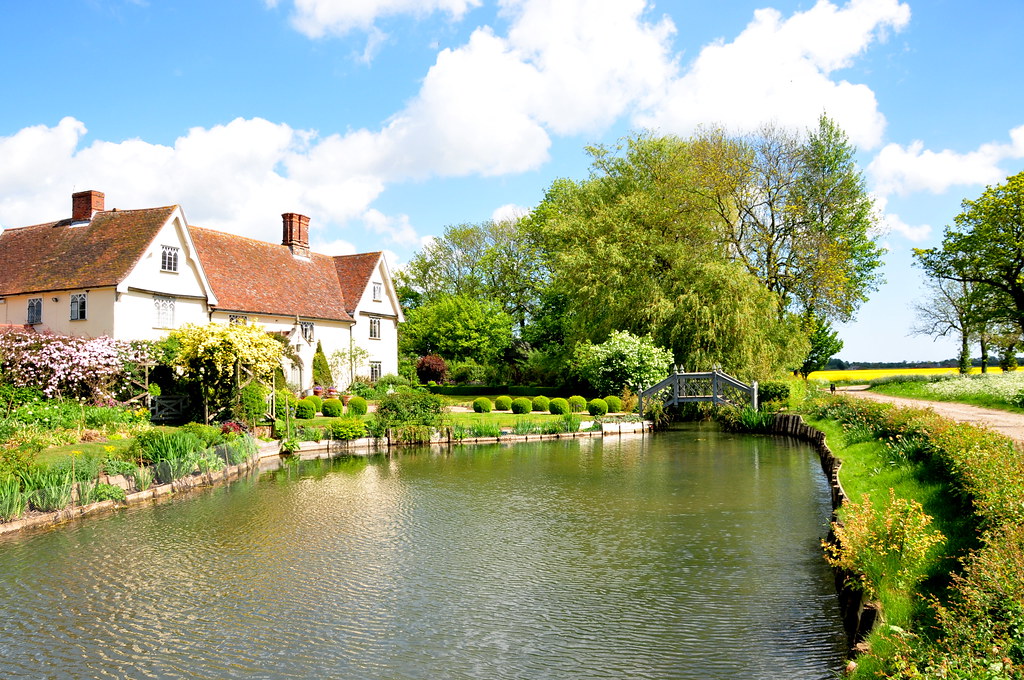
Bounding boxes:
[511,397,533,414]
[494,396,513,411]
[305,394,323,413]
[347,396,368,416]
[587,398,609,417]
[322,398,344,417]
[568,395,587,413]
[473,397,493,413]
[604,395,622,413]
[549,398,570,415]
[295,398,317,419]
[531,395,550,412]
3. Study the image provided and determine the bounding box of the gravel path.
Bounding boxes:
[839,386,1024,446]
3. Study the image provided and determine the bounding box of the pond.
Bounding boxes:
[0,425,847,679]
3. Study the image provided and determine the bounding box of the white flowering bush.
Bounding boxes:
[0,330,150,401]
[924,372,1024,405]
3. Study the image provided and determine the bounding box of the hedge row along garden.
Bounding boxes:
[806,394,1024,678]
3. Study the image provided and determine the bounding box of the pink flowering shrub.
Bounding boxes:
[0,330,151,401]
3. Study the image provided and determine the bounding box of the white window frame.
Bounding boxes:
[161,245,179,273]
[70,293,87,321]
[27,298,41,325]
[154,295,175,328]
[372,281,383,301]
[369,317,381,340]
[300,321,314,343]
[229,314,248,325]
[370,361,382,382]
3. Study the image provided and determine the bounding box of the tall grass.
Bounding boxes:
[0,476,27,521]
[20,467,73,512]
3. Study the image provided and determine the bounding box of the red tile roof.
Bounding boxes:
[188,227,354,322]
[332,252,381,315]
[0,207,176,296]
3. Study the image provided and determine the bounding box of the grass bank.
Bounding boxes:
[805,395,1024,678]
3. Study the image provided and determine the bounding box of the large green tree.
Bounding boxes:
[915,171,1024,336]
[798,314,844,379]
[531,135,807,380]
[694,115,884,320]
[398,218,546,331]
[399,295,513,365]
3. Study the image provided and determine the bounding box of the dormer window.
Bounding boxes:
[372,282,383,301]
[27,298,41,325]
[300,321,314,343]
[70,293,87,321]
[161,245,179,272]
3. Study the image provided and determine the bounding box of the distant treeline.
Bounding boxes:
[826,358,1022,370]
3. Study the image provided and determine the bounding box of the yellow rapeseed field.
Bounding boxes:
[807,366,1017,382]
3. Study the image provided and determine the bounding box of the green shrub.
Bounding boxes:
[531,395,550,412]
[758,380,791,406]
[305,394,323,413]
[568,395,587,413]
[511,397,533,414]
[549,398,570,415]
[347,396,368,416]
[295,398,317,420]
[101,457,137,477]
[274,389,298,416]
[587,398,609,417]
[448,360,484,384]
[542,413,581,434]
[473,397,492,413]
[87,482,127,503]
[494,396,513,411]
[371,391,444,436]
[604,395,622,413]
[236,382,269,427]
[326,418,367,441]
[322,398,344,417]
[178,422,225,448]
[296,426,324,442]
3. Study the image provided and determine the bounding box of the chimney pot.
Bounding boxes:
[72,190,104,221]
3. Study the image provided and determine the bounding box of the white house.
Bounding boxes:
[0,190,403,391]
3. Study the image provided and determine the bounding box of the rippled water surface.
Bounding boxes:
[0,426,846,679]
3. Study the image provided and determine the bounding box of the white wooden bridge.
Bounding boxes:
[638,370,759,414]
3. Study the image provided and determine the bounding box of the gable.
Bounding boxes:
[0,206,177,296]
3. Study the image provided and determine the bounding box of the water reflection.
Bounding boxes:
[0,426,846,679]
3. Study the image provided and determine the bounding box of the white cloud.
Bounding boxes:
[0,117,416,250]
[276,0,481,38]
[312,238,358,256]
[868,125,1024,196]
[636,0,910,148]
[492,203,529,223]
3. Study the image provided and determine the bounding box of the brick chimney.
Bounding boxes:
[282,212,310,258]
[72,190,104,221]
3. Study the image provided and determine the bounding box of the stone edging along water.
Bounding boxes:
[768,413,875,657]
[0,420,652,538]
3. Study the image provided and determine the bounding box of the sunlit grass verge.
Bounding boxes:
[805,396,1024,678]
[869,371,1024,414]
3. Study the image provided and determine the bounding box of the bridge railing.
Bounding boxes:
[638,370,758,415]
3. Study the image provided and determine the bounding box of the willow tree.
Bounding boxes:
[532,134,807,380]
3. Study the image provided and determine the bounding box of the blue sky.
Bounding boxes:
[2,0,1022,363]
